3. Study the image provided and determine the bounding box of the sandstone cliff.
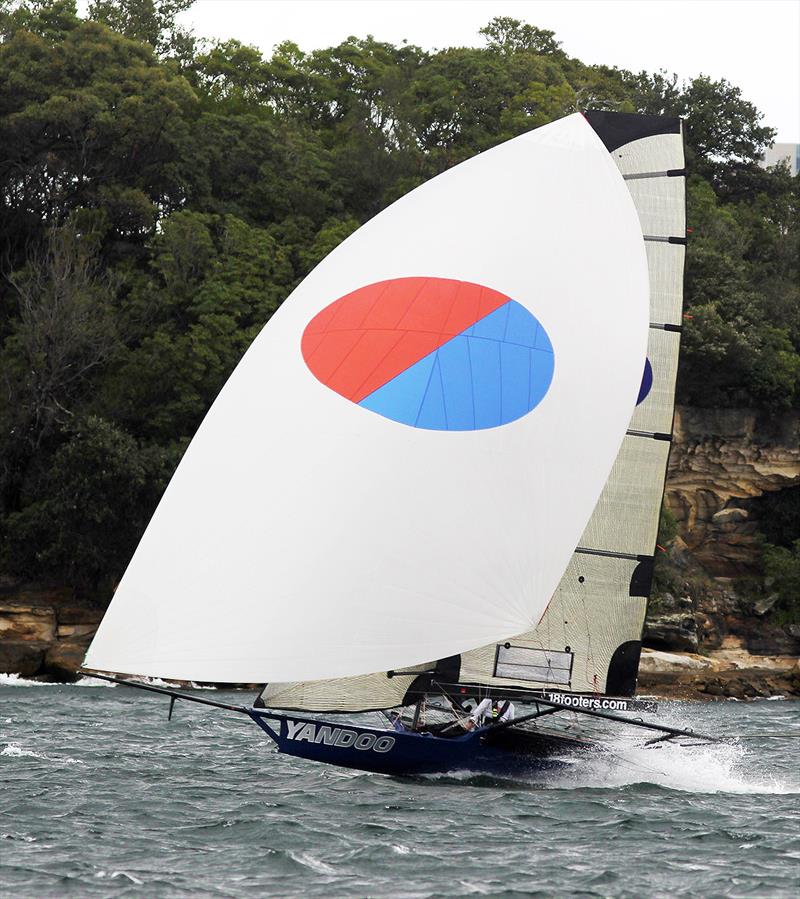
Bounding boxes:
[641,406,800,694]
[0,581,103,680]
[665,407,799,577]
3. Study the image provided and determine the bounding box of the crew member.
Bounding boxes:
[463,697,515,730]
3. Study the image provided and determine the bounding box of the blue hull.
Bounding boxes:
[249,711,587,777]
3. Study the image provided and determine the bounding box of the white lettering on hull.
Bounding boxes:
[284,721,395,753]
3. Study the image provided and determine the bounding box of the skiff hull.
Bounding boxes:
[249,711,589,777]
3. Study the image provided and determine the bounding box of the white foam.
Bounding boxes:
[95,871,143,884]
[1,744,43,759]
[0,672,213,690]
[127,676,214,690]
[289,852,336,875]
[0,673,56,687]
[1,742,86,766]
[547,736,799,795]
[0,673,116,687]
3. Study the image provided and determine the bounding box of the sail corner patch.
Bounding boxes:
[302,277,555,431]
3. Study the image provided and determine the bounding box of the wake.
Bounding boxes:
[546,736,797,794]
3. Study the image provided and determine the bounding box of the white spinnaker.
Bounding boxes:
[84,113,649,683]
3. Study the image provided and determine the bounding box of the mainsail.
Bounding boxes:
[261,112,684,711]
[84,113,649,685]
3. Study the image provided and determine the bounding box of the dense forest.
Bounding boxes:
[1,0,798,602]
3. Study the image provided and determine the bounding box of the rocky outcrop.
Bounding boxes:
[0,580,103,680]
[644,573,800,657]
[0,596,57,675]
[644,407,800,666]
[638,646,800,700]
[643,594,700,651]
[666,407,800,577]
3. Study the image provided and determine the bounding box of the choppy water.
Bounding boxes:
[2,677,799,897]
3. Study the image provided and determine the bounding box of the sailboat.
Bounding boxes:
[82,110,714,776]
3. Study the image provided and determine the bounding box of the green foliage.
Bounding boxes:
[652,503,682,595]
[0,220,120,520]
[479,17,563,57]
[0,2,797,594]
[763,540,800,623]
[1,416,174,591]
[679,76,775,180]
[0,3,197,266]
[657,503,679,547]
[679,170,800,411]
[752,486,800,549]
[87,0,195,60]
[96,211,293,440]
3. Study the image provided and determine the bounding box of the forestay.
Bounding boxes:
[84,113,649,684]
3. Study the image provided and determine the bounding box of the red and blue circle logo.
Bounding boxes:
[301,277,555,430]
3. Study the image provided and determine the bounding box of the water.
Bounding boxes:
[2,678,799,897]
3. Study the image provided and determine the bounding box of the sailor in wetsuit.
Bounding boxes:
[462,697,515,730]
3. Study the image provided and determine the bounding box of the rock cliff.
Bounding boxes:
[0,581,104,680]
[665,407,800,577]
[641,406,800,693]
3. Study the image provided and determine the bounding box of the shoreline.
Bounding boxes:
[1,584,797,700]
[3,652,798,704]
[638,647,800,701]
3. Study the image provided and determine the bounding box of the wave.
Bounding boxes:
[126,676,215,690]
[411,706,800,795]
[0,672,213,690]
[1,742,86,766]
[288,852,337,875]
[0,673,116,687]
[95,871,143,885]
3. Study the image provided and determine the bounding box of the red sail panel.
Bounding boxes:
[302,277,510,402]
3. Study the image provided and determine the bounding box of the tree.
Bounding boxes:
[96,211,292,441]
[480,17,563,56]
[763,540,800,623]
[88,0,195,61]
[2,222,118,451]
[679,75,775,179]
[0,7,197,268]
[1,416,173,591]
